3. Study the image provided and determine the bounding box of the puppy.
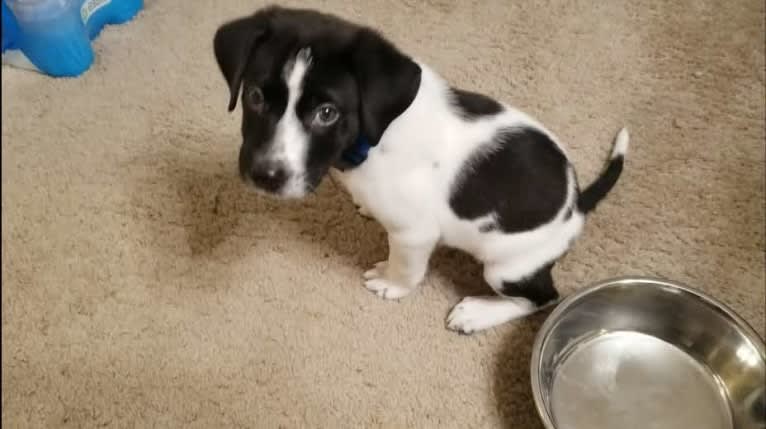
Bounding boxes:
[213,6,629,334]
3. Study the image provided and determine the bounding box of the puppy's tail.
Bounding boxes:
[577,127,629,214]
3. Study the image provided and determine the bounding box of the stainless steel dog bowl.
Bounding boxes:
[531,277,765,429]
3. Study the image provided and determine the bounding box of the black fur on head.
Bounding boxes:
[213,6,421,196]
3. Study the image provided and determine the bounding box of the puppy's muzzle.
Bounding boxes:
[248,159,289,193]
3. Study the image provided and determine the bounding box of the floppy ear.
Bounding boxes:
[350,29,422,145]
[213,13,269,112]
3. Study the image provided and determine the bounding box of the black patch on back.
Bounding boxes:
[564,207,573,220]
[450,88,503,120]
[499,263,559,306]
[449,127,569,233]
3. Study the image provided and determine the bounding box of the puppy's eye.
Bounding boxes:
[246,86,265,112]
[312,103,340,127]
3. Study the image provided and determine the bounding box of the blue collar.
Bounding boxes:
[337,135,372,170]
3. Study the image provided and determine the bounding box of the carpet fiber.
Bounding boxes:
[3,1,764,427]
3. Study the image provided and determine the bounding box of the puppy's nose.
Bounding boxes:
[250,161,288,192]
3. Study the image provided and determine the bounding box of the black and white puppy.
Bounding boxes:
[213,6,629,334]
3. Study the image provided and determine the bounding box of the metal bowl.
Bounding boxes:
[531,277,766,429]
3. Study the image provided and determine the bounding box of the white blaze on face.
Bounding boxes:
[271,48,313,197]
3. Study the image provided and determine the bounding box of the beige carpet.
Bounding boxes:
[2,0,764,427]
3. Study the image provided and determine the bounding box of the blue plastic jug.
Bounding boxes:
[1,0,142,77]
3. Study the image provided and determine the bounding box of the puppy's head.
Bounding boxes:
[213,6,421,198]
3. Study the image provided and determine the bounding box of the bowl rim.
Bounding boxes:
[529,275,766,429]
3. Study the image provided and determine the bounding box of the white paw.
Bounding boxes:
[363,262,410,300]
[364,278,411,300]
[446,296,536,335]
[446,297,491,334]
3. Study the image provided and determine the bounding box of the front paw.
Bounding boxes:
[363,261,411,300]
